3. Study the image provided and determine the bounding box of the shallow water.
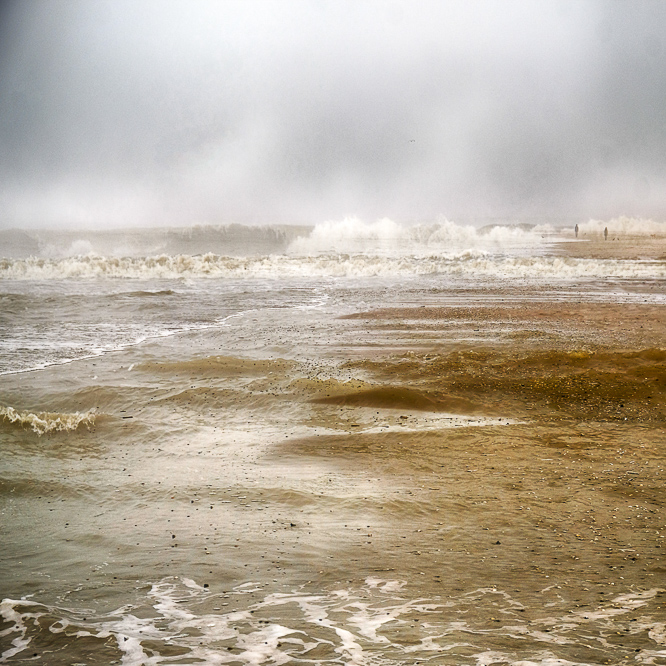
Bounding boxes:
[1,221,665,664]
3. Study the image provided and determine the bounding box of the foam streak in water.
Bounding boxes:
[2,580,664,665]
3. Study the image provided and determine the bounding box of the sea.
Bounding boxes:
[1,217,665,665]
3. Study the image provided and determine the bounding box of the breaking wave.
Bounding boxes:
[0,405,96,435]
[1,253,664,280]
[3,217,665,264]
[2,218,664,280]
[287,217,553,255]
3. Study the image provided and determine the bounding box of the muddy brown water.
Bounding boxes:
[1,241,666,665]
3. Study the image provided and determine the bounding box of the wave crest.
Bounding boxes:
[288,217,551,255]
[1,253,664,280]
[0,405,96,435]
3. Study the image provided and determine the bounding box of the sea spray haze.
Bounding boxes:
[2,219,665,375]
[3,0,666,663]
[2,2,666,225]
[2,218,666,664]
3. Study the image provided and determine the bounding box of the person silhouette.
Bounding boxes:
[604,227,608,241]
[574,224,579,238]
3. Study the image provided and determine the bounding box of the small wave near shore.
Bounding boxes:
[0,405,96,435]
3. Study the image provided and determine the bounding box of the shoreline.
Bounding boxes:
[1,235,665,662]
[553,234,666,260]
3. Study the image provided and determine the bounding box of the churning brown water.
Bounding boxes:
[1,222,665,665]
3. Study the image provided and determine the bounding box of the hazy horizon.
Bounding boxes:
[2,0,666,229]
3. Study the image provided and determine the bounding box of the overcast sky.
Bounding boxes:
[1,0,665,227]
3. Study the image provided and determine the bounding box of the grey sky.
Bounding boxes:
[1,0,665,227]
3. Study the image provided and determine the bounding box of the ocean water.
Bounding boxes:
[1,218,665,665]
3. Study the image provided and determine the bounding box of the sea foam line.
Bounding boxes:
[1,254,664,280]
[1,580,664,665]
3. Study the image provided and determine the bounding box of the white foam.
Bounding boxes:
[649,622,666,644]
[509,658,587,666]
[288,217,552,256]
[2,580,664,665]
[0,599,32,661]
[0,405,96,435]
[360,414,522,435]
[571,588,662,621]
[2,253,664,281]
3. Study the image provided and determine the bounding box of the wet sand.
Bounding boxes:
[555,235,666,260]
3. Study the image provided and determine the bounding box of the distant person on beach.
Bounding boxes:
[604,227,608,240]
[575,224,578,238]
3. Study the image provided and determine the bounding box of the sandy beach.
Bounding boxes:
[555,235,666,261]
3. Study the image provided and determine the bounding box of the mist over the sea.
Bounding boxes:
[3,6,666,665]
[1,0,666,228]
